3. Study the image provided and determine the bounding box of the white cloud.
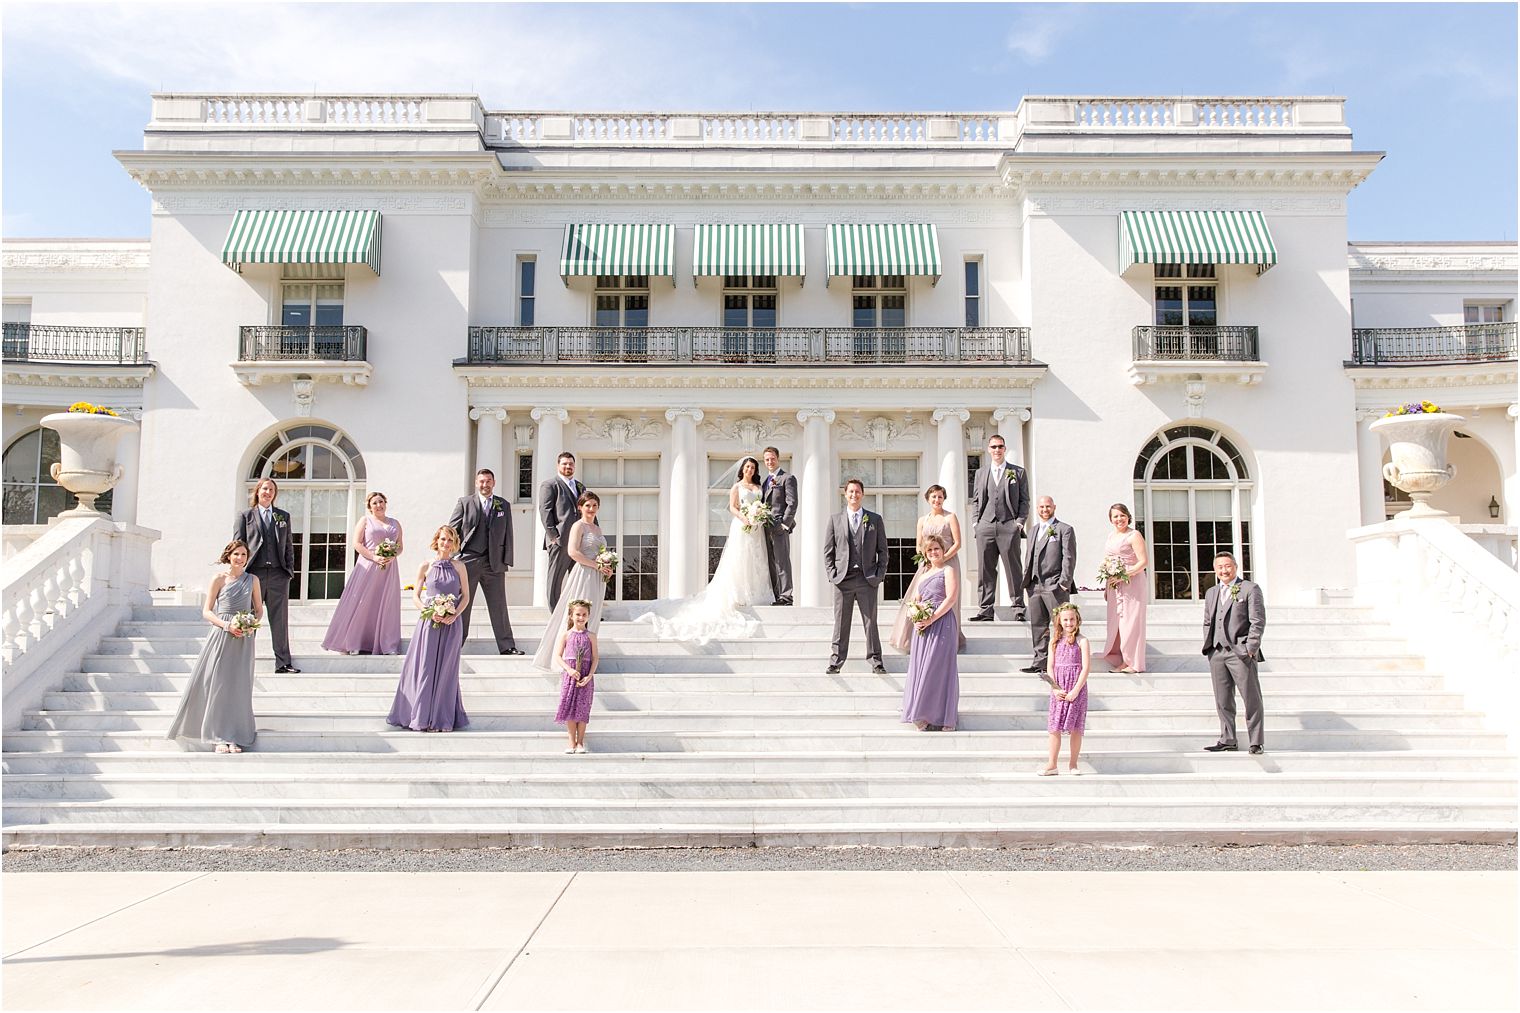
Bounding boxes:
[1004,5,1077,64]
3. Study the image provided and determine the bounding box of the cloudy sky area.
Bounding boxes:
[2,2,1515,239]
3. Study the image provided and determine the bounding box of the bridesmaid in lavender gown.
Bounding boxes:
[387,525,470,732]
[322,492,403,655]
[899,534,961,732]
[1099,503,1149,674]
[890,485,967,654]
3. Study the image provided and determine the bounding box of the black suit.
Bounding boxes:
[1023,518,1077,669]
[823,508,889,666]
[761,469,799,604]
[538,475,585,609]
[234,505,295,669]
[1202,578,1268,749]
[448,493,517,652]
[971,462,1031,617]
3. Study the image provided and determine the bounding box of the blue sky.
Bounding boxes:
[3,2,1515,240]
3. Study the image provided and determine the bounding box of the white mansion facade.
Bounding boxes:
[3,94,1516,608]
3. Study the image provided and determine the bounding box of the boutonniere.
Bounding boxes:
[1006,471,1018,484]
[1228,583,1241,602]
[275,518,287,528]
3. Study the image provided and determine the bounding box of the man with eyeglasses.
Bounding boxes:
[969,434,1030,623]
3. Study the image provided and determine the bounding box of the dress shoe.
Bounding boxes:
[501,647,524,656]
[825,664,842,674]
[775,598,793,607]
[871,663,888,675]
[968,613,994,623]
[1248,745,1265,755]
[275,665,301,674]
[1011,610,1026,622]
[1203,742,1238,752]
[1019,664,1043,674]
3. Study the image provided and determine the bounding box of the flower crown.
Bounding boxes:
[567,599,593,611]
[1052,603,1081,618]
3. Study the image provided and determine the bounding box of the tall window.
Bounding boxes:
[2,300,31,325]
[247,424,366,601]
[963,258,982,327]
[281,265,345,357]
[516,452,534,502]
[581,458,659,601]
[852,275,906,327]
[1465,303,1507,324]
[594,275,649,359]
[839,457,919,600]
[721,275,777,360]
[1154,264,1217,326]
[1132,425,1253,601]
[517,257,536,326]
[3,427,112,523]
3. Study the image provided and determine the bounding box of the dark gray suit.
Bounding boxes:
[537,475,585,610]
[1023,518,1076,669]
[448,493,516,652]
[761,468,799,604]
[823,508,889,667]
[971,462,1030,617]
[1202,578,1267,749]
[234,505,295,669]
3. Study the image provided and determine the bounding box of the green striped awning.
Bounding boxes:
[692,224,806,280]
[826,224,942,283]
[1119,210,1278,274]
[559,224,676,282]
[222,210,382,275]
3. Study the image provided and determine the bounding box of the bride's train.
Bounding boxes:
[632,515,773,645]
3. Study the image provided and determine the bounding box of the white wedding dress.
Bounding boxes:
[636,484,772,643]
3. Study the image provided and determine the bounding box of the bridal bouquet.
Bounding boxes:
[741,499,773,533]
[1095,555,1130,588]
[228,612,261,637]
[595,547,619,580]
[904,597,936,632]
[374,539,399,563]
[420,593,458,628]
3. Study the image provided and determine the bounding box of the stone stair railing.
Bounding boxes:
[1,514,158,732]
[1351,516,1520,743]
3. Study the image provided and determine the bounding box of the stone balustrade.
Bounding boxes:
[1,515,158,732]
[1017,95,1348,133]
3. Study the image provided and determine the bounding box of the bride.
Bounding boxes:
[637,456,772,643]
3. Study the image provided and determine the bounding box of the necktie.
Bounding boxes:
[850,512,860,534]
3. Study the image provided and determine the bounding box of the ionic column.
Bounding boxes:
[470,406,508,483]
[796,408,836,607]
[110,408,143,526]
[932,409,971,517]
[664,408,705,598]
[992,407,1031,468]
[1356,408,1386,527]
[1505,403,1519,525]
[530,406,568,606]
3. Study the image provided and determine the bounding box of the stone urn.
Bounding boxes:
[40,411,138,515]
[1370,411,1465,518]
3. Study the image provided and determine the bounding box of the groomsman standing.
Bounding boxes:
[760,446,798,606]
[1201,551,1267,754]
[538,452,586,610]
[823,479,889,675]
[969,433,1030,622]
[448,468,522,654]
[1021,495,1076,681]
[234,477,298,673]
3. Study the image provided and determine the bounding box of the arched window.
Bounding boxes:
[1132,425,1254,601]
[247,424,366,601]
[3,427,112,524]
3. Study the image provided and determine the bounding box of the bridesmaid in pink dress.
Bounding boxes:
[321,492,403,655]
[890,485,966,654]
[1099,502,1148,674]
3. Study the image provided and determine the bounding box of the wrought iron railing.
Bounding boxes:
[466,326,1033,365]
[1132,325,1260,361]
[238,325,368,361]
[1,323,147,364]
[1350,322,1517,364]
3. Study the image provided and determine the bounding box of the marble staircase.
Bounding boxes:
[3,600,1515,847]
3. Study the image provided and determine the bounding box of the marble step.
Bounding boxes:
[6,749,1514,777]
[6,727,1506,754]
[21,706,1491,733]
[59,671,1455,694]
[6,770,1512,802]
[7,794,1514,827]
[40,689,1471,713]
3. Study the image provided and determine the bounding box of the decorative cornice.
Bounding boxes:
[834,413,923,452]
[480,180,1016,203]
[1,246,151,272]
[1127,361,1269,388]
[1347,251,1518,275]
[231,361,371,387]
[700,414,796,445]
[576,413,664,452]
[2,363,155,393]
[1005,163,1377,193]
[457,366,1046,394]
[1345,361,1518,409]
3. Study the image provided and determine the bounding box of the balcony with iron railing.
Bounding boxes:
[2,323,147,364]
[1132,325,1261,362]
[1349,322,1517,365]
[464,326,1034,365]
[238,325,368,362]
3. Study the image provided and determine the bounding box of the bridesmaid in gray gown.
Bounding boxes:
[167,540,262,753]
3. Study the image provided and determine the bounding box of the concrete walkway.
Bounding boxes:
[4,871,1515,1010]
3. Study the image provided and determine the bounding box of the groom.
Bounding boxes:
[760,446,798,606]
[823,478,889,675]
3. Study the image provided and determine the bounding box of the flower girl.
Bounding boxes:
[552,599,599,753]
[1041,603,1090,775]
